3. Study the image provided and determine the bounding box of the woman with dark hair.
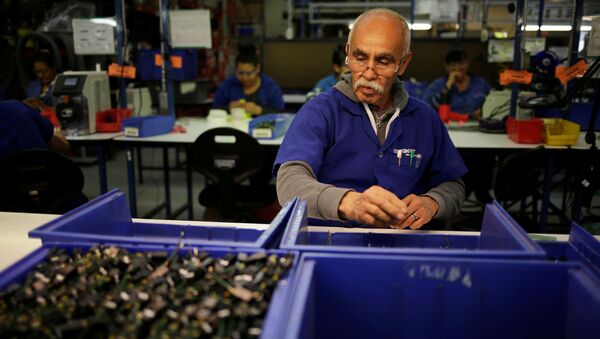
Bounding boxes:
[213,44,284,116]
[23,50,58,111]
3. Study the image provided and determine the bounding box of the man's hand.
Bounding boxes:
[446,71,460,89]
[392,195,439,230]
[338,185,408,228]
[229,100,262,115]
[243,102,262,116]
[22,98,48,111]
[229,100,245,109]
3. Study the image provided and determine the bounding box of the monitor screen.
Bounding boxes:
[63,77,78,87]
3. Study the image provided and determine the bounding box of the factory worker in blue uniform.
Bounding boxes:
[274,9,467,229]
[213,44,284,116]
[422,47,491,119]
[424,47,494,204]
[23,51,58,111]
[0,100,70,158]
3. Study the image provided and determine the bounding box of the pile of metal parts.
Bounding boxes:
[0,246,293,338]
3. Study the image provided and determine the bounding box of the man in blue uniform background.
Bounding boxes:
[0,100,70,158]
[274,8,467,229]
[422,47,491,119]
[423,47,495,204]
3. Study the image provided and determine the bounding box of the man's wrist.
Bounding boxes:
[421,195,439,218]
[338,191,358,220]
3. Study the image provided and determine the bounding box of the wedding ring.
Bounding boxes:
[411,213,418,222]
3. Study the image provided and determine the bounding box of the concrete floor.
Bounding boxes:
[78,146,207,221]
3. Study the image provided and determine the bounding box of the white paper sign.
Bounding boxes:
[72,18,115,55]
[169,9,212,49]
[587,17,600,57]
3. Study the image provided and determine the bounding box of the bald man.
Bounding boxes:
[274,8,467,229]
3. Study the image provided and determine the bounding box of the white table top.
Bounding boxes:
[66,132,122,141]
[113,117,285,145]
[283,93,307,104]
[0,212,269,272]
[111,116,597,150]
[59,112,598,151]
[448,128,597,150]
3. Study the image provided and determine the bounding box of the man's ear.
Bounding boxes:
[397,52,413,76]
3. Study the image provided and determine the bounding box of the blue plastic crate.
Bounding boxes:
[122,115,175,137]
[29,190,298,249]
[248,113,294,139]
[283,252,600,339]
[279,199,546,259]
[0,243,296,339]
[536,223,600,279]
[136,49,198,81]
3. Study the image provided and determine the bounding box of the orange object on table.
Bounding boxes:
[438,104,469,124]
[40,108,60,128]
[96,108,132,132]
[506,116,543,144]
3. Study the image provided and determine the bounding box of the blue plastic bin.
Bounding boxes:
[536,223,600,279]
[283,252,600,339]
[0,243,295,339]
[279,199,546,259]
[136,49,198,81]
[248,113,294,139]
[122,115,175,137]
[29,190,299,249]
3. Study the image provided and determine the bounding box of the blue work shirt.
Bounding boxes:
[213,74,285,112]
[274,89,467,225]
[25,79,55,108]
[422,75,491,117]
[312,74,337,93]
[0,100,53,158]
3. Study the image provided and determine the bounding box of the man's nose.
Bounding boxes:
[362,63,378,79]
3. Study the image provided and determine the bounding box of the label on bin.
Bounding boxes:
[555,59,587,84]
[252,128,273,139]
[499,69,533,85]
[154,54,183,69]
[124,127,140,137]
[108,63,136,79]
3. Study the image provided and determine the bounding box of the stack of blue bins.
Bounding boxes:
[0,189,301,338]
[1,190,599,338]
[276,199,600,339]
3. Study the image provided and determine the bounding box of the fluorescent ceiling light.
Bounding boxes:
[349,21,431,31]
[524,24,573,31]
[90,18,117,27]
[541,25,573,31]
[524,24,591,32]
[408,22,432,31]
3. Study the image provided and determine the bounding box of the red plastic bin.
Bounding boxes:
[506,116,543,144]
[96,108,132,132]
